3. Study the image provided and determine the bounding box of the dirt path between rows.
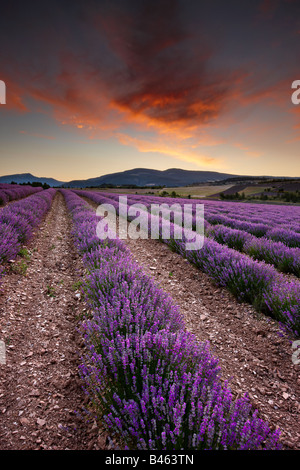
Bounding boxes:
[83,195,300,450]
[0,192,109,450]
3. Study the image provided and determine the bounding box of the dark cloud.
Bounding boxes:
[89,0,247,127]
[0,0,299,134]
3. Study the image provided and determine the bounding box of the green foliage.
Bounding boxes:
[18,247,31,260]
[46,285,56,297]
[220,191,245,200]
[72,279,83,291]
[11,260,28,275]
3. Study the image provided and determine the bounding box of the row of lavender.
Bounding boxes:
[96,192,300,277]
[207,224,300,277]
[127,193,300,234]
[0,189,56,283]
[62,189,281,450]
[73,190,300,337]
[119,193,300,247]
[0,184,43,206]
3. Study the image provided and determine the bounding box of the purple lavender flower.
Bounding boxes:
[0,188,56,277]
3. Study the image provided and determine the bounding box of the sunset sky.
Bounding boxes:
[0,0,299,181]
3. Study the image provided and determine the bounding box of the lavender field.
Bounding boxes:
[0,184,44,206]
[0,185,299,450]
[73,190,300,338]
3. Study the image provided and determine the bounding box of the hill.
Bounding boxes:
[0,168,297,189]
[63,168,239,188]
[0,173,64,187]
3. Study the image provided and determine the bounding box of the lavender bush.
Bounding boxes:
[122,192,300,247]
[207,225,300,277]
[79,328,279,450]
[263,281,300,337]
[245,237,300,277]
[0,184,43,206]
[266,227,300,248]
[0,189,56,274]
[208,224,253,252]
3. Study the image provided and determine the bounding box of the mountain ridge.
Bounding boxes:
[0,172,65,186]
[0,168,295,188]
[63,168,241,188]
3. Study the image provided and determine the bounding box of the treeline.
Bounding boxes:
[160,190,187,198]
[220,192,246,200]
[257,190,300,203]
[220,190,300,203]
[278,191,300,203]
[10,181,51,189]
[85,183,165,189]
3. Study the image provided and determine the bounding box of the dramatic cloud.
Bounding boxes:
[2,1,247,132]
[94,0,248,132]
[116,132,224,168]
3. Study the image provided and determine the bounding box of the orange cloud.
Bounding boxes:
[233,142,263,159]
[116,132,224,168]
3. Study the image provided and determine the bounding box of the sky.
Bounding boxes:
[0,0,299,182]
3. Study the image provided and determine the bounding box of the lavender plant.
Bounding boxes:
[266,227,300,248]
[79,328,279,450]
[0,189,56,276]
[208,224,253,252]
[263,281,300,337]
[0,184,43,206]
[245,237,300,277]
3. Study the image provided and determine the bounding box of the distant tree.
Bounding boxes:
[281,191,300,203]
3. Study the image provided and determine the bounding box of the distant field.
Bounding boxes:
[159,184,234,198]
[237,186,270,196]
[88,184,234,198]
[87,187,162,195]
